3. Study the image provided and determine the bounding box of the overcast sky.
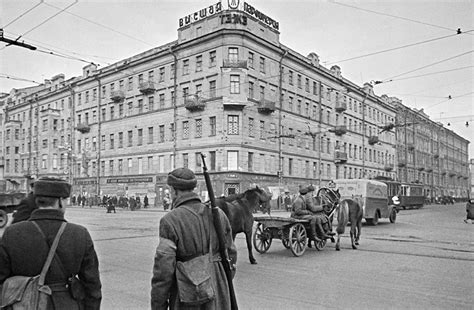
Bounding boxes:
[1,0,472,156]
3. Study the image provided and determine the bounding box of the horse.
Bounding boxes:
[335,198,363,251]
[215,186,272,264]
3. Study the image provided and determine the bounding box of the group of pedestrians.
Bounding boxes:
[0,167,237,309]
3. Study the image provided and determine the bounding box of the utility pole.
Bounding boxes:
[0,29,37,50]
[277,49,288,196]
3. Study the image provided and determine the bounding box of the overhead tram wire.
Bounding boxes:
[378,50,474,83]
[326,32,462,65]
[425,91,474,110]
[0,74,42,85]
[387,66,474,83]
[20,0,78,37]
[2,0,44,28]
[331,1,473,35]
[43,2,154,48]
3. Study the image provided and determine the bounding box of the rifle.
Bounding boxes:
[200,154,238,310]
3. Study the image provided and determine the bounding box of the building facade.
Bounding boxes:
[1,1,469,204]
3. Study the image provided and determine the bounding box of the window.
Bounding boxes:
[297,75,302,88]
[209,51,216,67]
[289,70,294,85]
[209,80,216,97]
[210,116,216,136]
[101,135,106,150]
[249,117,255,137]
[305,78,310,92]
[313,81,318,95]
[148,156,153,172]
[183,59,189,75]
[228,47,238,61]
[138,99,143,113]
[210,151,216,170]
[196,55,202,72]
[259,120,265,139]
[159,125,165,142]
[183,121,189,139]
[138,74,144,84]
[259,85,265,99]
[249,81,254,98]
[227,151,238,170]
[137,128,143,146]
[195,119,202,138]
[159,67,165,82]
[148,127,153,144]
[128,102,133,115]
[118,132,123,148]
[170,63,175,80]
[148,96,155,111]
[259,57,265,73]
[248,52,254,68]
[248,152,254,171]
[110,106,115,120]
[148,70,154,81]
[159,94,165,108]
[227,115,239,135]
[230,75,240,94]
[288,97,293,112]
[127,131,133,147]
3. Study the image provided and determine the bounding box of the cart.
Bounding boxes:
[252,216,327,257]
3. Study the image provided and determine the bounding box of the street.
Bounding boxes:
[2,203,473,309]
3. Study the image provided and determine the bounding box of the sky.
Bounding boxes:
[0,0,473,156]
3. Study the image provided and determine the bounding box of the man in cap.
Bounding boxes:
[11,181,36,224]
[0,177,102,309]
[151,167,237,310]
[291,185,332,242]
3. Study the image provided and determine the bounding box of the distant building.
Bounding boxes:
[1,1,470,203]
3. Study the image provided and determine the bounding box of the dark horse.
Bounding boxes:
[215,186,272,264]
[335,198,363,251]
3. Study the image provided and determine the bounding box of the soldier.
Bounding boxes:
[151,167,237,309]
[143,195,149,208]
[0,177,102,309]
[11,181,36,224]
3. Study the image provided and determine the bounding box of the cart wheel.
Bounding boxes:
[0,210,8,228]
[253,223,272,254]
[289,223,307,257]
[366,212,379,226]
[314,239,327,251]
[281,229,290,249]
[389,208,397,223]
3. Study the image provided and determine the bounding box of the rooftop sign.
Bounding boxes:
[178,0,279,31]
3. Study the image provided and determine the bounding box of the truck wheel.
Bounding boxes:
[389,208,397,223]
[0,210,8,228]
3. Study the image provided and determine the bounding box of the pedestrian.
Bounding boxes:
[71,194,76,206]
[11,181,36,224]
[0,177,102,309]
[144,195,149,208]
[129,196,137,211]
[151,167,237,309]
[162,192,171,211]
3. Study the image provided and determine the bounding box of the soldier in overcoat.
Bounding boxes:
[151,167,237,310]
[0,177,102,309]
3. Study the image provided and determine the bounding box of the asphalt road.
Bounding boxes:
[2,203,473,309]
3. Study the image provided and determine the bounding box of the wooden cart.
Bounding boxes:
[252,216,327,257]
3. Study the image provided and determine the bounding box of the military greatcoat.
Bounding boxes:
[151,192,237,310]
[0,209,102,309]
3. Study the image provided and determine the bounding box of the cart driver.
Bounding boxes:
[291,185,333,241]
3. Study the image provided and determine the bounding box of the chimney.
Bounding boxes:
[330,65,342,79]
[307,52,320,67]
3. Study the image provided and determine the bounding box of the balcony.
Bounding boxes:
[448,172,456,177]
[425,167,433,172]
[110,90,125,102]
[433,152,439,159]
[139,81,156,94]
[397,160,406,167]
[76,123,90,134]
[184,96,205,112]
[441,169,447,175]
[333,125,347,136]
[384,165,393,172]
[222,59,248,69]
[334,151,348,164]
[368,136,379,145]
[257,99,276,114]
[417,166,425,171]
[407,143,415,151]
[335,100,347,113]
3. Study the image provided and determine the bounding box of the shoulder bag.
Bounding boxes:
[1,222,67,310]
[175,205,216,306]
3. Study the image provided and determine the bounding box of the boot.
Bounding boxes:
[309,223,321,242]
[316,223,330,240]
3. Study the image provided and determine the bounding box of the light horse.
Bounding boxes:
[334,195,363,251]
[215,186,272,264]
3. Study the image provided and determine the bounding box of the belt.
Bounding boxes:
[48,282,69,292]
[178,253,222,263]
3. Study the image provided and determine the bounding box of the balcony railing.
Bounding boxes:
[257,99,276,114]
[222,59,248,69]
[334,151,348,164]
[448,171,456,177]
[417,166,425,171]
[384,165,393,172]
[397,160,406,167]
[425,168,433,172]
[184,96,205,112]
[139,81,156,94]
[76,123,90,134]
[335,100,347,113]
[333,125,347,136]
[110,90,125,102]
[368,136,379,145]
